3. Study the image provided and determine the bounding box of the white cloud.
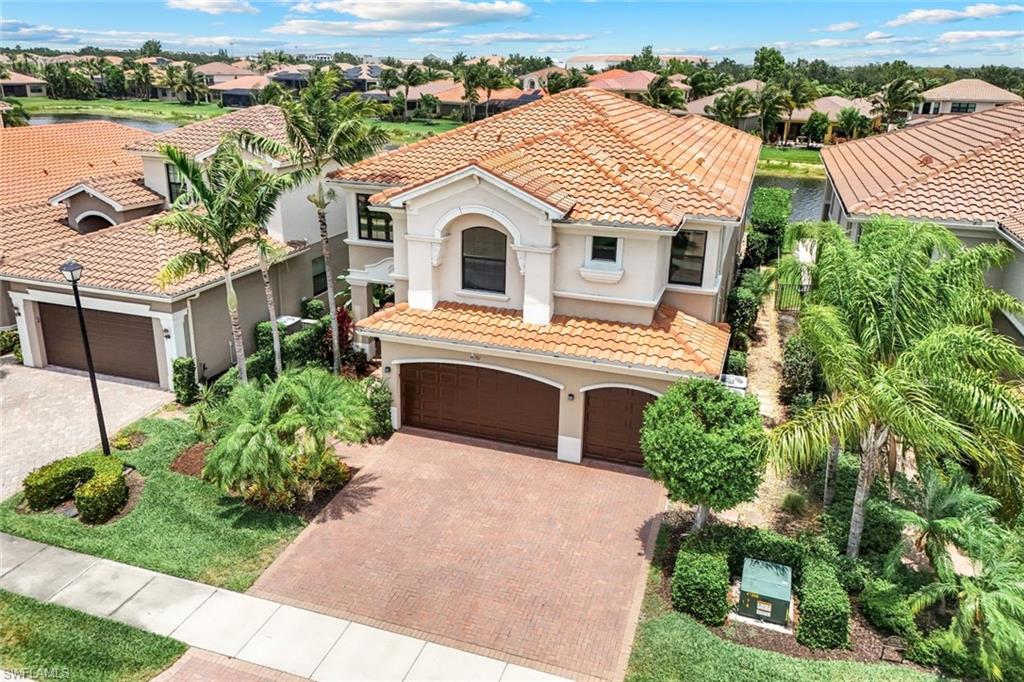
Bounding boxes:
[864,30,891,40]
[409,31,590,46]
[936,29,1024,42]
[823,21,861,32]
[0,18,277,49]
[166,0,259,15]
[289,0,530,23]
[887,3,1024,27]
[267,19,449,34]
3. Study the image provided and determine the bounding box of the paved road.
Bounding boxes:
[0,357,170,501]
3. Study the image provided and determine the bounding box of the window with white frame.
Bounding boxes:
[462,227,507,293]
[585,235,621,268]
[669,230,707,286]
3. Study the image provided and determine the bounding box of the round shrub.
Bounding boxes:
[743,230,774,269]
[795,558,850,649]
[242,484,295,512]
[23,454,128,523]
[726,286,760,338]
[301,297,326,319]
[725,351,747,376]
[363,376,393,439]
[781,491,807,515]
[671,550,731,625]
[860,578,919,642]
[317,456,351,490]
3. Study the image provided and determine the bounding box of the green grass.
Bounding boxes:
[374,118,464,145]
[759,147,823,165]
[13,97,225,122]
[0,418,304,591]
[0,589,186,682]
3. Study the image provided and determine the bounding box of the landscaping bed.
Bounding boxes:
[0,589,186,682]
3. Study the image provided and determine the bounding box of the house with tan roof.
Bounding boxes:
[1,107,350,390]
[329,88,759,465]
[586,69,685,103]
[912,78,1022,119]
[821,103,1024,342]
[518,67,567,91]
[194,61,256,86]
[686,79,765,129]
[0,70,47,97]
[209,74,271,107]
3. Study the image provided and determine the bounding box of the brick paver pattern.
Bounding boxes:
[250,430,665,681]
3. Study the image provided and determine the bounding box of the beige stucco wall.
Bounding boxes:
[63,194,160,232]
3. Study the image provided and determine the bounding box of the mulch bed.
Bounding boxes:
[170,442,208,477]
[104,470,145,524]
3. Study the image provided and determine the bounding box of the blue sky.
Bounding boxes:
[2,1,1022,66]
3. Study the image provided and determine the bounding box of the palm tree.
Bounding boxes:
[160,63,183,101]
[705,87,757,127]
[769,218,1024,558]
[397,64,425,120]
[478,64,510,118]
[179,63,207,104]
[281,368,371,472]
[130,62,154,99]
[423,66,445,82]
[456,63,483,121]
[153,141,268,382]
[260,69,390,372]
[378,67,400,100]
[836,106,870,140]
[417,93,440,119]
[0,98,30,127]
[871,77,923,128]
[688,69,732,99]
[781,76,818,142]
[252,81,289,105]
[642,75,687,110]
[755,84,786,142]
[545,69,586,94]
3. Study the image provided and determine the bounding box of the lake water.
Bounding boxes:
[750,175,827,222]
[29,113,180,133]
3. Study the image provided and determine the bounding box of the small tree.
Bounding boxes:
[803,111,830,143]
[641,378,766,531]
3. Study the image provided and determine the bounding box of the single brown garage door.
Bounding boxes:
[39,303,160,383]
[401,363,559,451]
[583,388,657,466]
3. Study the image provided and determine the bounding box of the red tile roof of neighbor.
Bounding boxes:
[0,203,75,264]
[0,212,304,297]
[0,121,151,208]
[920,78,1022,103]
[822,103,1024,225]
[49,170,164,211]
[358,301,730,377]
[195,61,256,77]
[125,104,289,156]
[330,88,761,227]
[208,75,271,92]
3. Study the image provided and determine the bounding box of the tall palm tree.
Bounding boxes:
[642,75,687,110]
[769,218,1024,558]
[154,141,269,382]
[755,84,786,142]
[871,77,923,128]
[253,81,289,105]
[417,93,440,119]
[179,63,207,104]
[258,69,390,372]
[378,67,400,100]
[688,69,732,99]
[781,76,818,142]
[836,106,870,139]
[705,87,757,127]
[478,64,510,118]
[456,63,483,121]
[159,63,183,101]
[423,66,445,82]
[130,62,154,99]
[397,64,425,120]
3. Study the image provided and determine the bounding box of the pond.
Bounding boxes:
[29,113,180,134]
[750,175,827,222]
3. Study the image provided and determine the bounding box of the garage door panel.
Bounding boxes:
[39,303,160,384]
[401,363,558,451]
[583,388,656,466]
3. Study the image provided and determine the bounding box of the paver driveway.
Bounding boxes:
[251,430,665,681]
[0,357,170,500]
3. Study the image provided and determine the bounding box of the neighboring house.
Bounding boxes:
[0,70,47,97]
[686,79,766,130]
[430,84,545,119]
[343,63,390,92]
[209,74,271,107]
[821,103,1024,343]
[135,56,173,67]
[361,79,456,105]
[776,95,878,142]
[465,54,506,66]
[912,78,1022,118]
[519,67,567,90]
[566,54,704,71]
[194,61,256,86]
[0,107,349,390]
[270,67,311,92]
[329,88,759,466]
[586,69,687,102]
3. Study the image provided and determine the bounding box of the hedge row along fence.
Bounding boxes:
[671,524,850,649]
[23,453,128,523]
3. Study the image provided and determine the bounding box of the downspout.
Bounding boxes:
[186,292,201,382]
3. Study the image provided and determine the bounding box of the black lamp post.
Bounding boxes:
[59,260,110,455]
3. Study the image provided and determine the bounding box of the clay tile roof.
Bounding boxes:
[49,170,164,211]
[0,121,151,209]
[125,104,288,156]
[822,102,1024,224]
[788,95,875,123]
[999,210,1024,247]
[357,301,730,376]
[0,70,47,86]
[195,61,256,77]
[330,88,761,226]
[920,79,1023,104]
[0,203,75,264]
[208,74,271,92]
[0,212,302,297]
[686,79,766,116]
[588,70,663,93]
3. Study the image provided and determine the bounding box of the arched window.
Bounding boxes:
[462,227,507,294]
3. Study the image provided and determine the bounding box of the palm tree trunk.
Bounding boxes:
[823,436,840,506]
[258,251,283,375]
[691,504,710,532]
[847,423,886,558]
[404,85,410,120]
[224,265,247,383]
[316,195,341,374]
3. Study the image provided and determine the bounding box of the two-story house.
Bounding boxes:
[330,88,760,466]
[0,106,346,390]
[821,103,1024,344]
[911,78,1022,119]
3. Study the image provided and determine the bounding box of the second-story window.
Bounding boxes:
[166,164,184,204]
[950,102,976,113]
[311,256,327,296]
[590,236,619,264]
[669,230,707,287]
[462,227,507,294]
[357,194,392,241]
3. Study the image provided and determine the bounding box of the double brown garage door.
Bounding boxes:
[39,303,160,383]
[401,362,654,465]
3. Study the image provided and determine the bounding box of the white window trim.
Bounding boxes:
[584,235,623,270]
[455,288,511,303]
[344,237,395,250]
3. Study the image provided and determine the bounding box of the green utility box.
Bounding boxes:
[737,558,792,625]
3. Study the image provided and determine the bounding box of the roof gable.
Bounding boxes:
[920,79,1022,103]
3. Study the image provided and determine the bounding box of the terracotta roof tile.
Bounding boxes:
[822,103,1024,224]
[0,212,302,297]
[920,79,1023,103]
[49,170,163,210]
[208,75,271,92]
[331,88,760,225]
[357,301,730,376]
[999,210,1024,247]
[125,105,288,156]
[195,61,256,77]
[0,70,47,85]
[0,203,75,263]
[0,121,150,208]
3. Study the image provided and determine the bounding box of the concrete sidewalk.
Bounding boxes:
[0,533,569,682]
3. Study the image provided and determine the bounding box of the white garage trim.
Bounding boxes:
[579,382,664,398]
[390,357,565,390]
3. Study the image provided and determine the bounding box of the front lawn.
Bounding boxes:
[0,589,186,682]
[759,147,823,165]
[0,418,304,591]
[375,118,463,145]
[13,97,225,122]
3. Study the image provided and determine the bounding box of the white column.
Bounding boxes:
[518,245,557,325]
[556,386,584,463]
[405,236,444,310]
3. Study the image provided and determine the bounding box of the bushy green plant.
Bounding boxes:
[241,484,295,512]
[832,555,869,594]
[172,357,199,405]
[860,577,919,642]
[788,391,815,415]
[820,454,905,556]
[781,491,807,515]
[285,319,330,367]
[779,333,822,405]
[254,321,287,352]
[245,348,275,381]
[750,187,791,234]
[804,111,830,143]
[23,454,128,523]
[726,286,760,338]
[301,297,326,319]
[0,329,19,355]
[671,550,731,625]
[796,558,850,649]
[363,376,394,439]
[906,629,986,679]
[725,351,747,376]
[110,428,144,451]
[743,230,774,269]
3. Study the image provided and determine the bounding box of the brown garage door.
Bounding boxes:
[401,363,559,451]
[39,303,160,383]
[583,388,657,466]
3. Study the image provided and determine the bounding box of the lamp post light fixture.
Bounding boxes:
[59,260,111,455]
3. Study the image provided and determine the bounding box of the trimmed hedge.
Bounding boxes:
[364,376,393,439]
[726,286,760,338]
[172,357,199,405]
[725,351,748,376]
[860,577,919,643]
[301,297,326,319]
[779,334,822,405]
[796,557,850,649]
[254,321,287,352]
[23,453,128,523]
[672,550,731,625]
[0,329,18,355]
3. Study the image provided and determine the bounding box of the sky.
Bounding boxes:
[1,1,1023,67]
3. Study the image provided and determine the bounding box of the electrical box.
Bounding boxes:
[737,558,792,625]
